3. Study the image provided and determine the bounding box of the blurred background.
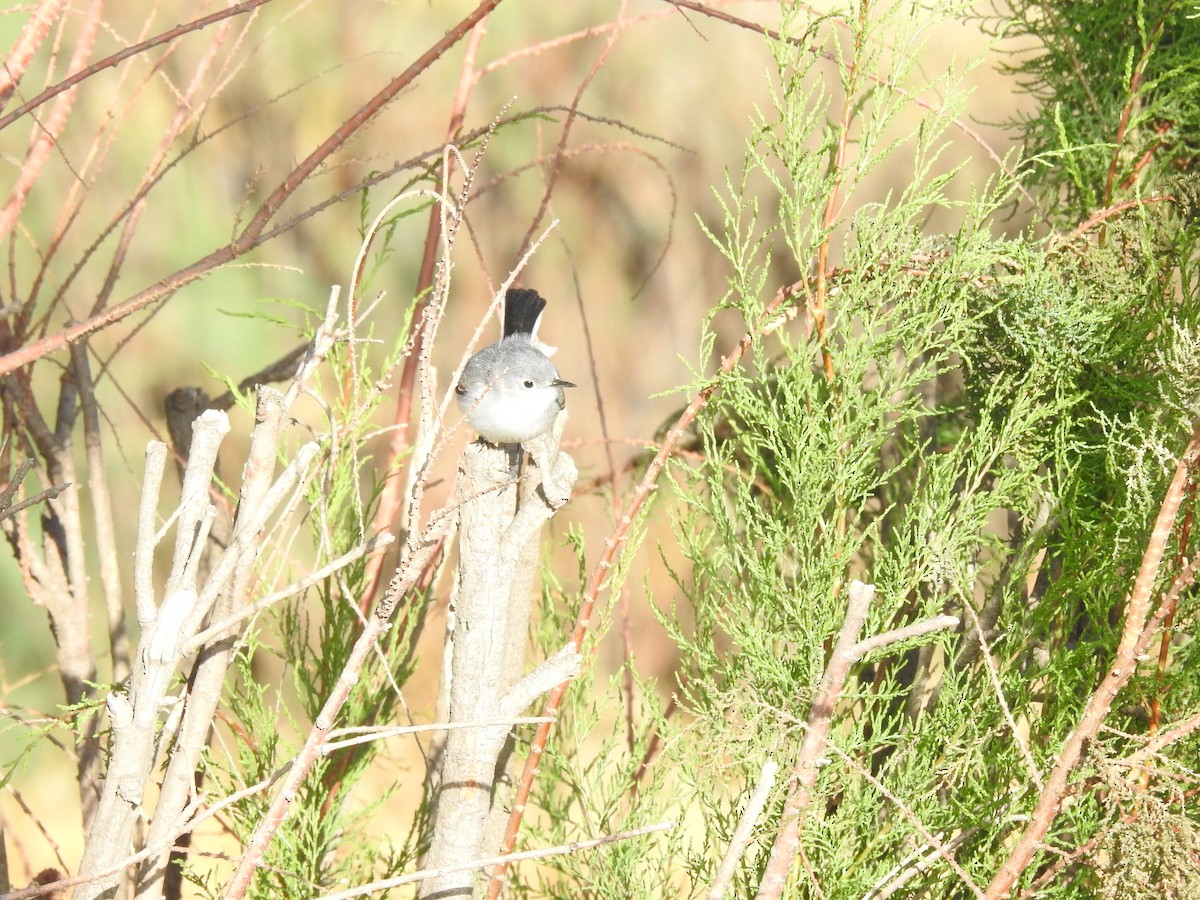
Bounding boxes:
[0,0,1035,885]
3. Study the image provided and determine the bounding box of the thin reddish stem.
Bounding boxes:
[0,0,102,244]
[1102,7,1169,206]
[0,0,273,134]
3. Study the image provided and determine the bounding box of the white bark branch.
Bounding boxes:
[420,412,577,899]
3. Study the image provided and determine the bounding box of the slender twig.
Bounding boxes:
[6,784,71,880]
[1144,493,1195,775]
[223,516,448,896]
[1062,195,1174,242]
[321,716,556,754]
[515,0,628,259]
[826,740,984,898]
[88,8,242,320]
[0,1,274,134]
[866,829,978,900]
[958,586,1044,791]
[0,481,72,521]
[754,581,874,900]
[1101,6,1169,207]
[0,0,67,109]
[0,0,101,243]
[708,760,779,900]
[3,771,287,900]
[1014,825,1109,900]
[383,14,487,432]
[1119,709,1200,772]
[0,0,507,380]
[0,457,36,511]
[71,343,131,683]
[181,533,394,655]
[849,614,959,659]
[334,11,486,609]
[812,0,866,384]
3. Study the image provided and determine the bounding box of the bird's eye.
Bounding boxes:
[455,384,466,395]
[523,379,535,388]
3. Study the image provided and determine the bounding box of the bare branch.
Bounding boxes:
[0,0,507,380]
[72,344,131,684]
[0,0,101,242]
[181,532,394,655]
[133,443,168,625]
[321,716,557,755]
[0,1,274,133]
[708,760,779,900]
[849,615,959,660]
[0,479,72,521]
[824,740,984,897]
[754,580,874,900]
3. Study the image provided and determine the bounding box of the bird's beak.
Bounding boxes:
[553,379,576,388]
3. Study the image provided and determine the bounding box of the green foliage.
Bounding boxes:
[640,2,1200,898]
[513,566,684,900]
[1000,0,1200,220]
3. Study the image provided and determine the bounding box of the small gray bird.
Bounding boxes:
[455,288,575,444]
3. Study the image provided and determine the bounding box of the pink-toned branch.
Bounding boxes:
[361,15,489,609]
[0,0,274,133]
[89,11,241,318]
[0,0,68,109]
[0,0,505,380]
[0,0,101,243]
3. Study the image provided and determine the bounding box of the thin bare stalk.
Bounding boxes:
[754,581,874,900]
[5,771,286,900]
[71,343,131,684]
[958,588,1044,790]
[708,760,779,900]
[825,739,983,897]
[362,17,490,604]
[0,0,67,109]
[0,0,506,380]
[0,0,101,242]
[223,521,448,897]
[182,533,394,655]
[321,716,556,754]
[0,480,72,520]
[89,8,241,318]
[0,1,274,132]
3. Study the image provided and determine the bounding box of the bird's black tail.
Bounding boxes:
[503,288,547,338]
